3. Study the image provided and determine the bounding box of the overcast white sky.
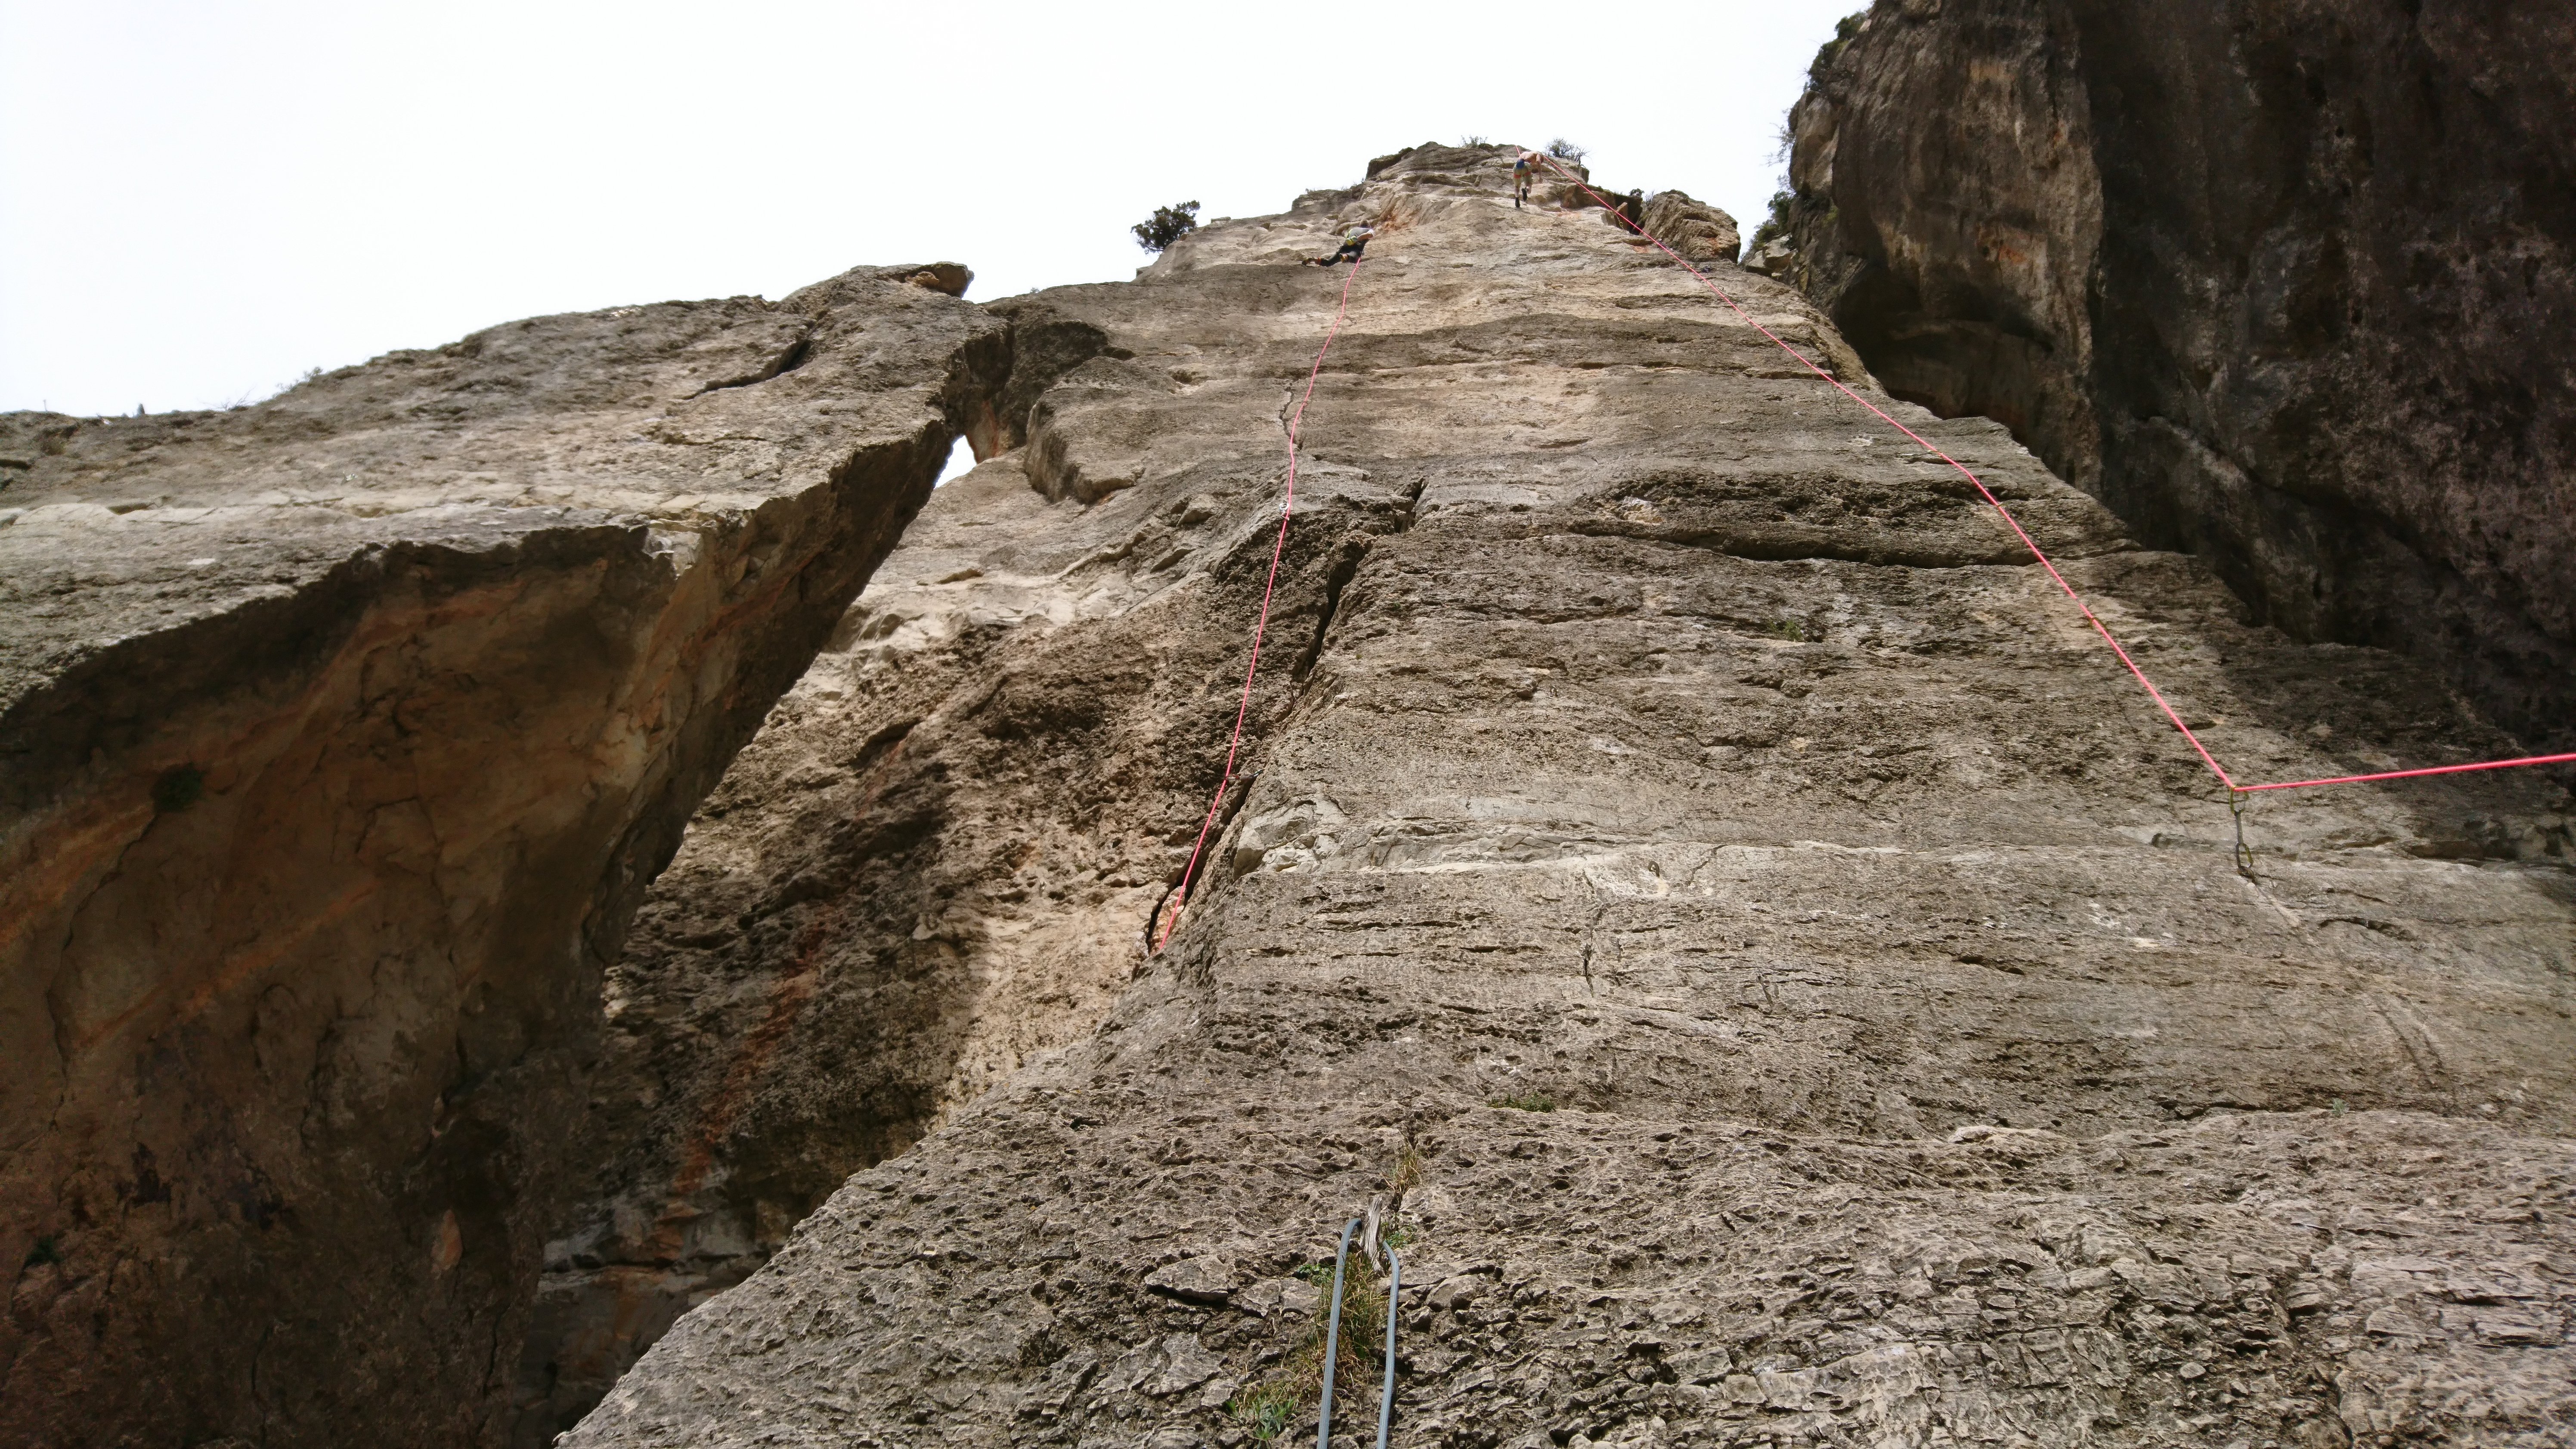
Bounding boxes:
[1,1,1861,418]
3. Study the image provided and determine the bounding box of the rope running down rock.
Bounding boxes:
[1536,154,2576,798]
[1151,252,1368,954]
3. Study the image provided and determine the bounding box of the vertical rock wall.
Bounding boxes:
[0,266,1006,1447]
[1779,0,2576,744]
[562,149,2574,1449]
[511,195,1435,1443]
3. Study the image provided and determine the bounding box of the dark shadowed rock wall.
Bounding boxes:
[0,265,1013,1447]
[1780,0,2576,744]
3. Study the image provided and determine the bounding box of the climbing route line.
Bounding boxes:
[1151,254,1367,954]
[1539,155,2576,796]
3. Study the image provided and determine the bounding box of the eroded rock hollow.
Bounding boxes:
[548,147,2571,1448]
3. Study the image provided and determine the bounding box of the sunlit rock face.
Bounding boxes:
[558,147,2574,1449]
[0,263,1009,1447]
[1777,1,2576,747]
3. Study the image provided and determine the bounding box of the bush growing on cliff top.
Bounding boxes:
[1751,189,1796,248]
[1131,201,1201,253]
[1810,11,1867,84]
[1545,137,1587,164]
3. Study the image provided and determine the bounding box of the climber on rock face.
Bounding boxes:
[1514,150,1539,208]
[1304,222,1375,268]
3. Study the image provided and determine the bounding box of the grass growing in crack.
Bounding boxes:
[1228,1378,1298,1441]
[1767,619,1808,643]
[1491,1092,1557,1112]
[1387,1145,1424,1194]
[1237,1255,1389,1437]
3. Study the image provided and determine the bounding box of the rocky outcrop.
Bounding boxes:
[511,148,1764,1442]
[0,265,1010,1446]
[1639,190,1743,268]
[507,262,1410,1440]
[1776,1,2576,745]
[565,149,2573,1448]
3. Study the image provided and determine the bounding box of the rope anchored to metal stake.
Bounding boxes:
[1315,1215,1403,1449]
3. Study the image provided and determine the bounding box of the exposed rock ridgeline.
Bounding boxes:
[0,263,1073,1446]
[561,146,2573,1448]
[1774,0,2576,746]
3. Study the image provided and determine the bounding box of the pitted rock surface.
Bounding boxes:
[0,263,1005,1447]
[564,148,2574,1447]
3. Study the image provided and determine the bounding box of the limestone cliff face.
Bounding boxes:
[567,149,2573,1449]
[0,265,1010,1446]
[1777,0,2576,746]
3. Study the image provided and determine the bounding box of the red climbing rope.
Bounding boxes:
[1539,155,2576,797]
[1152,255,1368,953]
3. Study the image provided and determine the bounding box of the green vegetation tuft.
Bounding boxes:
[1491,1092,1557,1113]
[1228,1378,1298,1440]
[1132,201,1201,254]
[1235,1252,1393,1437]
[1810,12,1868,85]
[1751,189,1798,249]
[1387,1145,1424,1193]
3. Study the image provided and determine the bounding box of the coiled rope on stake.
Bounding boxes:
[1534,153,2576,811]
[1149,254,1368,954]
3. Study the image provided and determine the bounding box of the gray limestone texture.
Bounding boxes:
[558,147,2576,1448]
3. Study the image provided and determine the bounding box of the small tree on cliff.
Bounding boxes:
[1132,201,1201,253]
[1751,191,1796,248]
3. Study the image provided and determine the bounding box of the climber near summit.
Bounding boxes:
[1513,149,1538,208]
[1304,221,1375,268]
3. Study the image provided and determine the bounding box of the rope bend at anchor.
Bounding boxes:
[1316,1215,1403,1449]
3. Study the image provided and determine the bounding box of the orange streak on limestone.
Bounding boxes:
[70,876,383,1056]
[638,908,838,1263]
